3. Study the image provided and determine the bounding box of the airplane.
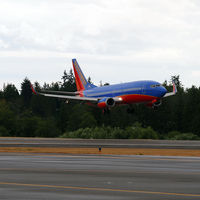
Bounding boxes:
[31,59,177,112]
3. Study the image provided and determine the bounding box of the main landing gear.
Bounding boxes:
[152,106,158,111]
[103,108,110,114]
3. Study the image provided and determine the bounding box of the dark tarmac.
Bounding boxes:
[0,153,200,200]
[1,137,200,149]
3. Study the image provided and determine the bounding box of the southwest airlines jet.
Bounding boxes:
[31,59,177,112]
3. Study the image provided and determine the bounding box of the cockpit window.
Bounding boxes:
[151,84,161,88]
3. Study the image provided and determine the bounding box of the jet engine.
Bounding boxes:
[147,99,162,109]
[153,99,162,107]
[98,97,115,108]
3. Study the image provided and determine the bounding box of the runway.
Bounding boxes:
[1,137,200,149]
[0,153,200,200]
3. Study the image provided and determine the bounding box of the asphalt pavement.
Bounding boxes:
[1,137,200,149]
[0,153,200,200]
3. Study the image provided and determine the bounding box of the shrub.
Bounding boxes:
[140,126,159,139]
[127,123,159,139]
[110,127,125,139]
[35,119,60,137]
[61,124,159,140]
[166,131,199,140]
[171,133,199,140]
[166,131,181,139]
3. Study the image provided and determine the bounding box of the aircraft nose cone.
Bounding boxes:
[160,86,167,97]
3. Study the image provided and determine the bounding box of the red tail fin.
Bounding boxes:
[72,59,97,91]
[72,59,87,91]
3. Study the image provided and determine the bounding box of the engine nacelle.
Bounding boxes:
[98,97,115,108]
[147,99,162,108]
[106,98,115,107]
[153,99,162,107]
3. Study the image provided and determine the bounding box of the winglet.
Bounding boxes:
[30,83,37,95]
[163,81,177,98]
[173,81,177,94]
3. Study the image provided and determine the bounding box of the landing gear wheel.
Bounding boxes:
[152,106,158,111]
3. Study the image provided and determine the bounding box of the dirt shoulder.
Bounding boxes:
[0,147,200,156]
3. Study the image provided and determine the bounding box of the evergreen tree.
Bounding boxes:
[21,78,32,108]
[3,84,19,101]
[61,69,76,91]
[0,100,16,136]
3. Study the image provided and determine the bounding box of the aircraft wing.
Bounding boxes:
[41,90,79,95]
[31,84,98,102]
[39,93,99,101]
[163,82,177,98]
[31,84,123,102]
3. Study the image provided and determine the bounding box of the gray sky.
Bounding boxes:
[0,0,200,90]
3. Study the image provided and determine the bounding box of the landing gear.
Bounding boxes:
[152,106,158,111]
[103,108,110,114]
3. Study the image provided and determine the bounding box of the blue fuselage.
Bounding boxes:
[83,80,167,99]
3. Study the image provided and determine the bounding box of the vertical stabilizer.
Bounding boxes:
[72,59,96,91]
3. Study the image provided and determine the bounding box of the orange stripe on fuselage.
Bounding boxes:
[119,94,159,104]
[96,94,158,109]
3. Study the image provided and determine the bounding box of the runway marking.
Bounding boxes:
[1,167,200,176]
[0,182,200,197]
[6,152,200,160]
[2,152,200,163]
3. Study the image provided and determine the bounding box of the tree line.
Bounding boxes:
[0,70,200,140]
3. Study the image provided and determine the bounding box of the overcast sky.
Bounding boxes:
[0,0,200,90]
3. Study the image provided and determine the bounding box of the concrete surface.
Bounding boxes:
[1,137,200,149]
[0,153,200,199]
